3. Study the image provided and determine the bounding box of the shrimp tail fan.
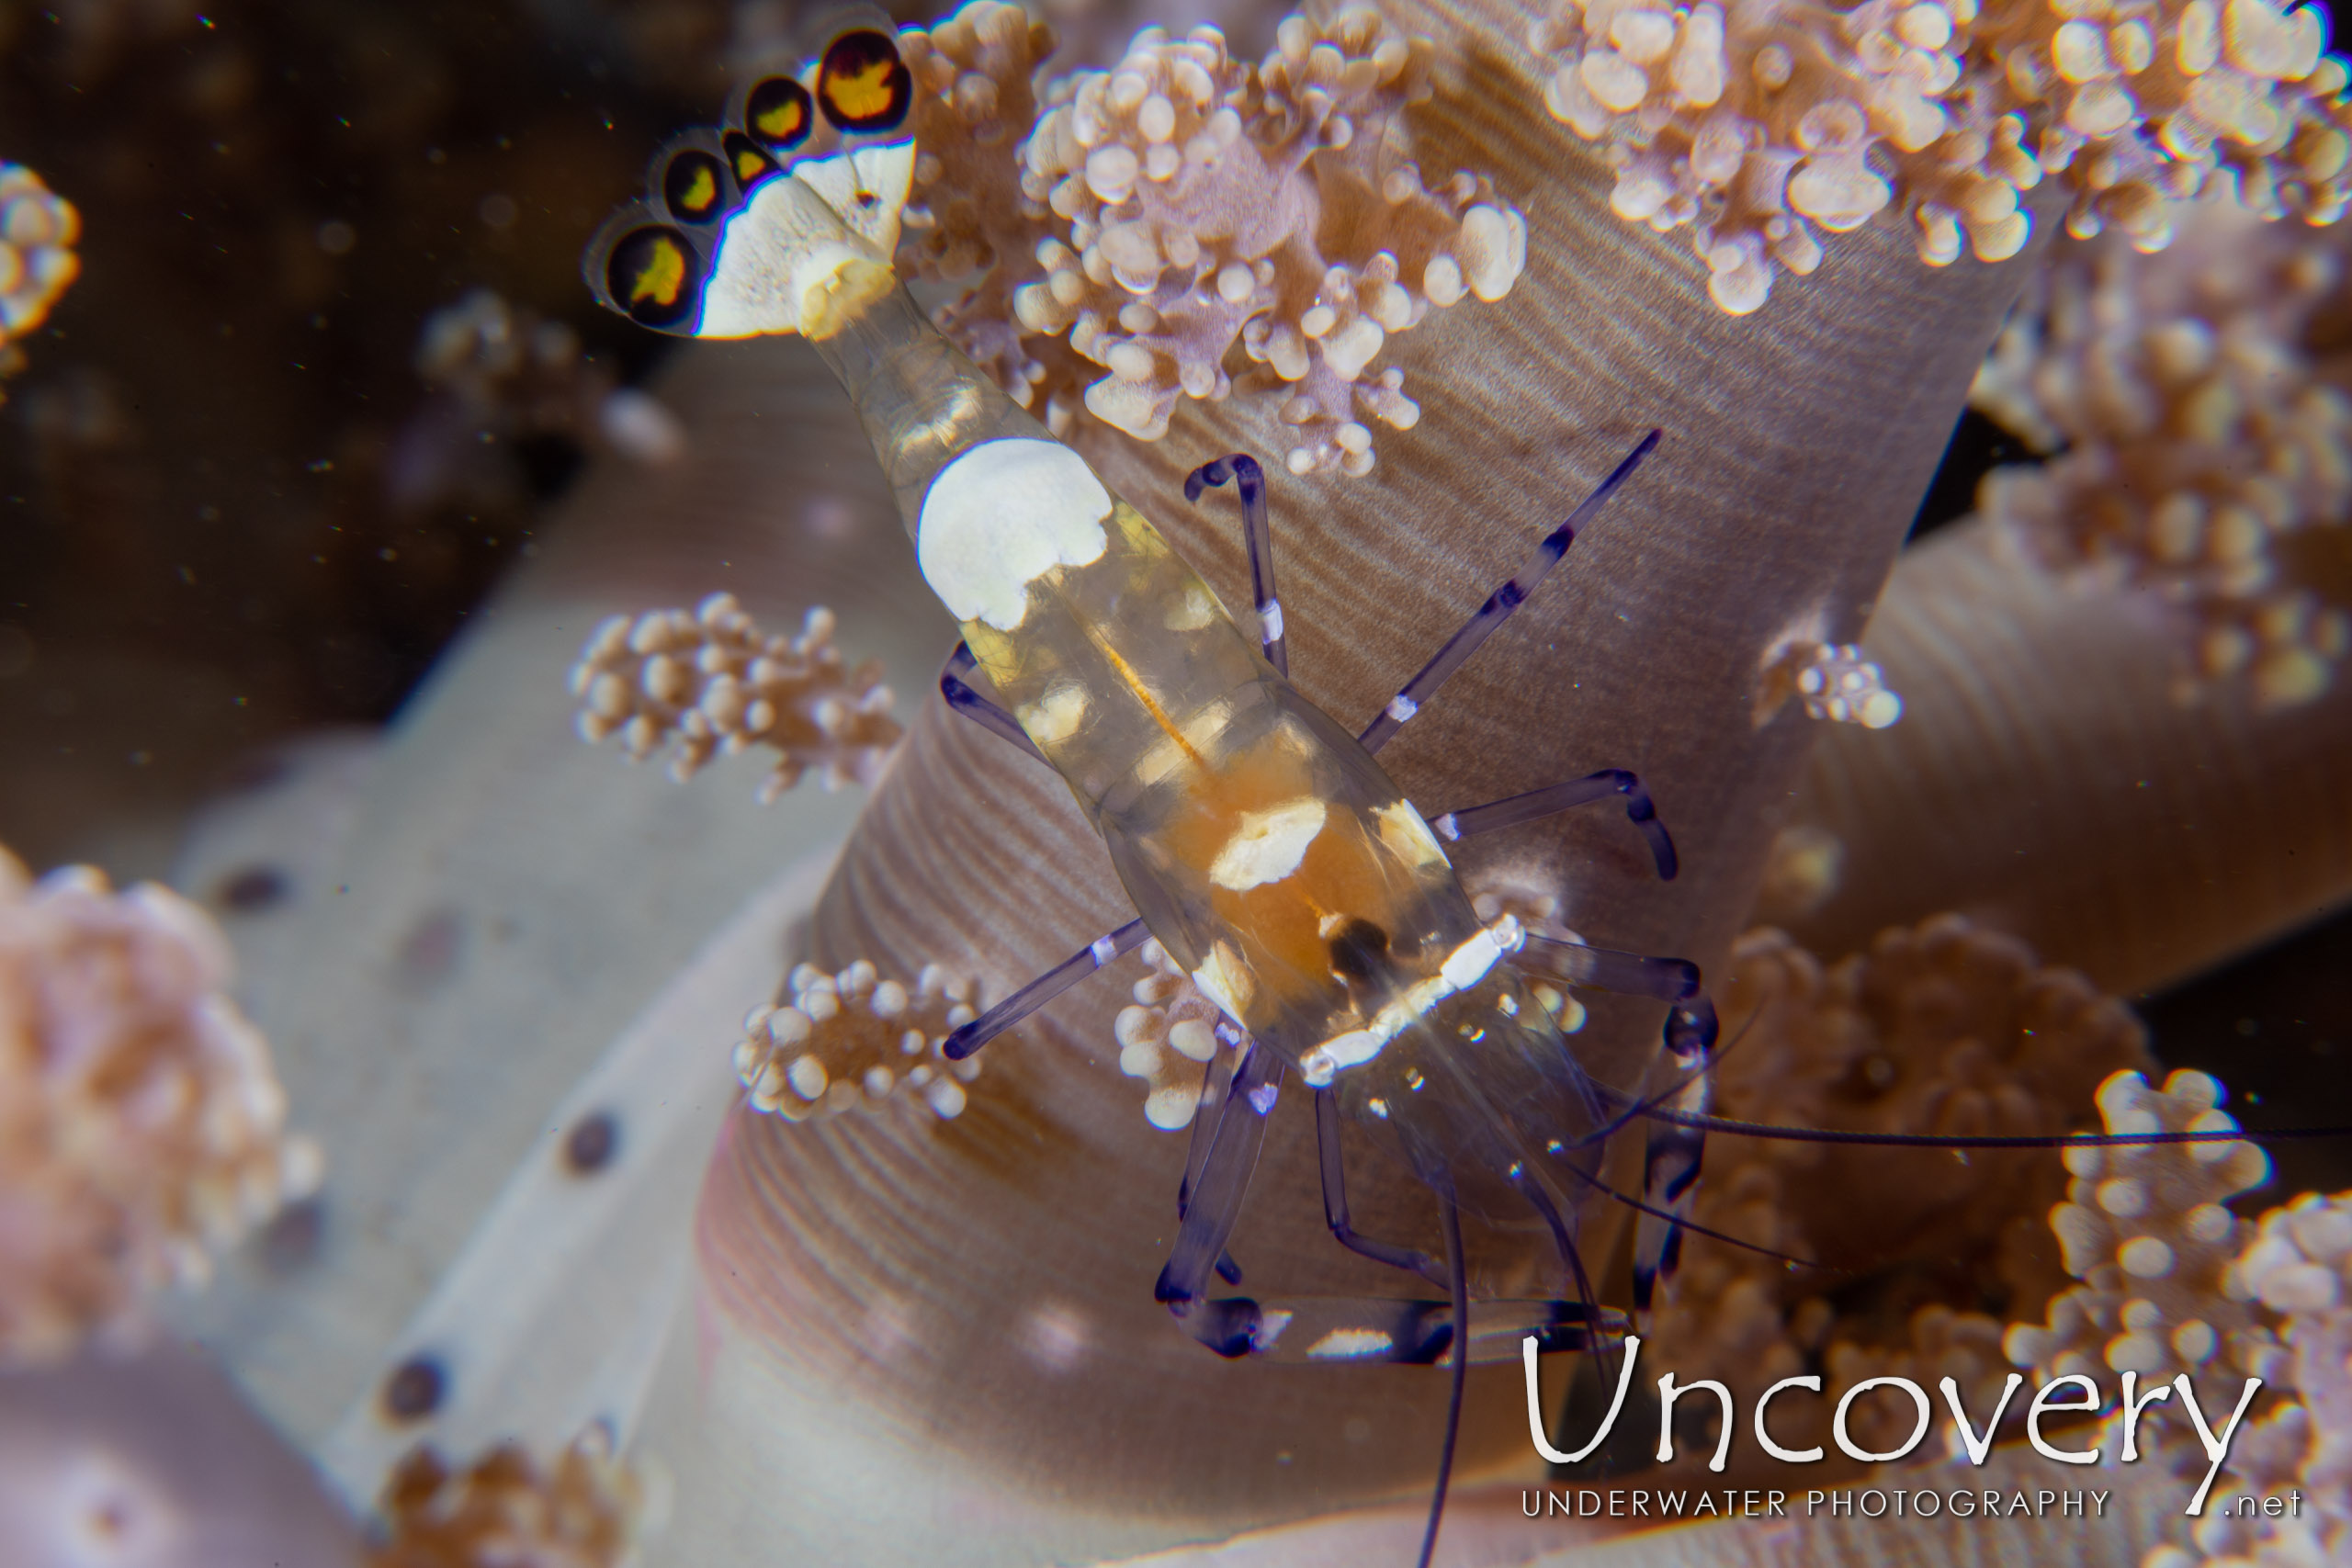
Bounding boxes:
[582,14,916,340]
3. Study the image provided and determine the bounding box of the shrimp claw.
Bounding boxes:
[1164,1294,1625,1364]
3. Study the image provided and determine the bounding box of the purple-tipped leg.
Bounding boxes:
[1358,431,1659,756]
[1419,1190,1470,1568]
[938,642,1046,765]
[1315,1089,1445,1286]
[1633,997,1715,1315]
[1185,454,1288,677]
[1178,1025,1253,1286]
[1512,931,1717,1297]
[1518,931,1700,1002]
[1427,767,1679,880]
[942,919,1148,1060]
[1159,1043,1285,1355]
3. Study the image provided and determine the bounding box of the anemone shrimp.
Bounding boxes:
[562,14,2352,1565]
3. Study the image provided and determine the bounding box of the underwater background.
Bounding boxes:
[2,0,2350,1563]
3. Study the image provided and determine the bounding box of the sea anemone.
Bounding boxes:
[0,162,79,394]
[0,844,319,1366]
[390,288,685,515]
[134,0,2352,1562]
[568,594,902,800]
[1524,0,2352,313]
[368,1430,642,1568]
[1972,195,2352,708]
[898,3,1529,475]
[1643,916,2157,1470]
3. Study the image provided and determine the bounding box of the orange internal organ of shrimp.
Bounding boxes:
[956,492,1474,1058]
[1159,743,1442,1013]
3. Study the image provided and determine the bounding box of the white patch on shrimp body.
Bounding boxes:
[698,175,888,340]
[1209,798,1327,892]
[1018,684,1088,746]
[1164,584,1217,630]
[1307,1327,1396,1359]
[918,439,1112,631]
[1191,942,1254,1021]
[1373,800,1446,869]
[1441,913,1522,989]
[1298,915,1525,1086]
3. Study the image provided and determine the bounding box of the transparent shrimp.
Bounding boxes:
[575,22,2352,1564]
[578,22,1720,1564]
[818,276,1638,1200]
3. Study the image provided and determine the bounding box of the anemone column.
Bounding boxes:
[695,62,2045,1568]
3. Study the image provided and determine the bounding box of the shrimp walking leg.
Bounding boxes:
[1519,931,1701,1002]
[1179,1032,1240,1211]
[1157,1041,1283,1306]
[1158,1043,1284,1355]
[1633,994,1714,1314]
[1426,768,1679,881]
[1419,1191,1470,1568]
[1180,1041,1250,1285]
[1511,1166,1631,1471]
[1314,1088,1445,1286]
[1175,1077,1634,1365]
[942,919,1148,1060]
[938,641,1046,764]
[1357,430,1661,753]
[1183,454,1287,676]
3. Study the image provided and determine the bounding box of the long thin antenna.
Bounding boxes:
[1634,1106,2352,1150]
[1418,1190,1469,1568]
[1553,1157,1825,1271]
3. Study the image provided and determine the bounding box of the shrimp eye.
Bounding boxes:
[743,74,817,153]
[662,147,729,224]
[601,224,702,330]
[1327,918,1393,987]
[723,129,778,187]
[816,28,913,134]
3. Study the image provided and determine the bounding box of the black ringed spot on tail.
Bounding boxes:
[599,223,702,331]
[661,145,729,223]
[743,74,817,153]
[723,129,779,187]
[817,28,913,134]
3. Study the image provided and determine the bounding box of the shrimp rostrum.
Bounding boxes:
[586,17,1719,1559]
